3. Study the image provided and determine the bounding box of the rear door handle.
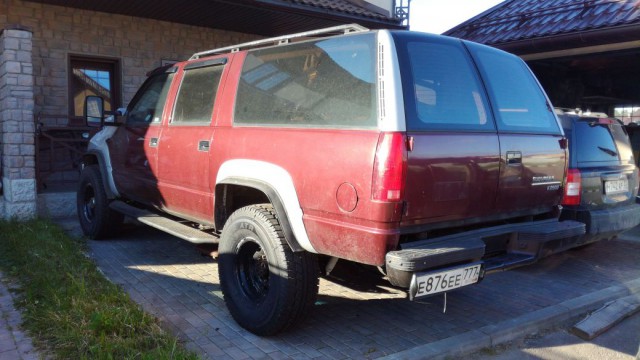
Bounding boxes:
[198,140,210,152]
[149,137,158,147]
[506,151,522,165]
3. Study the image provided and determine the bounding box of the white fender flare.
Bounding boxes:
[216,159,316,253]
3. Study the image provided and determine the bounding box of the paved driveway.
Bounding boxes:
[80,222,640,360]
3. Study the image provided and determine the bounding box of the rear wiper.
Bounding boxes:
[597,146,617,157]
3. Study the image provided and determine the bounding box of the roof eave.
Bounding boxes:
[479,23,640,56]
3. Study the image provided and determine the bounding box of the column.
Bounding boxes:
[0,27,36,220]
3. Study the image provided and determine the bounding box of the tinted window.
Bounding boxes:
[398,37,493,131]
[127,72,173,125]
[234,34,377,129]
[574,120,634,165]
[173,64,223,124]
[466,43,560,134]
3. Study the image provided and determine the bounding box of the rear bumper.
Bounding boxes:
[385,218,586,288]
[561,203,640,237]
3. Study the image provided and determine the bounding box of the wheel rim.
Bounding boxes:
[81,183,97,223]
[235,238,269,302]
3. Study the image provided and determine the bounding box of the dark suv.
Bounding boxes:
[557,110,640,244]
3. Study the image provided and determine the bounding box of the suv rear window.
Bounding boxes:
[567,119,634,165]
[393,33,493,132]
[466,42,561,135]
[234,34,377,129]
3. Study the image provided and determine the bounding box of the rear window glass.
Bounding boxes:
[394,34,494,131]
[466,42,560,134]
[234,33,377,129]
[573,120,634,164]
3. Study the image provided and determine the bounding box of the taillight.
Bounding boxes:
[372,132,407,202]
[562,168,582,206]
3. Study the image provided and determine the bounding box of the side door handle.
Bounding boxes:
[149,137,159,147]
[198,140,210,152]
[506,151,522,165]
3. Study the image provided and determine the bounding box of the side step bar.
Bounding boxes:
[110,201,218,244]
[483,253,536,274]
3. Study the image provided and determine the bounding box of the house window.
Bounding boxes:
[69,56,121,123]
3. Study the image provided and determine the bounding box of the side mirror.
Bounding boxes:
[85,95,104,127]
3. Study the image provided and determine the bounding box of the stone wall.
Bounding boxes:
[0,27,36,219]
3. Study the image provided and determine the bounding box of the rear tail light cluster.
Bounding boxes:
[596,118,615,125]
[562,168,582,206]
[372,132,407,202]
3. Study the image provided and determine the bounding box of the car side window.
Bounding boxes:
[172,62,224,124]
[127,72,174,125]
[234,34,377,129]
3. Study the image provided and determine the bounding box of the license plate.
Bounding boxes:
[605,179,628,195]
[409,262,483,300]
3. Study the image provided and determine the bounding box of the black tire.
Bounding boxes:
[77,165,124,239]
[218,204,319,335]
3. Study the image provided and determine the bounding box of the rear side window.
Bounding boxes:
[573,120,634,165]
[234,34,377,129]
[393,33,493,132]
[466,42,560,134]
[172,63,224,124]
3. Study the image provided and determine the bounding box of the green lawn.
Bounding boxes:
[0,219,199,359]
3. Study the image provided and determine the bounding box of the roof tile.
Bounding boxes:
[445,0,640,45]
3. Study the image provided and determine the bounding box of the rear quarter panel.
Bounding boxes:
[212,52,401,265]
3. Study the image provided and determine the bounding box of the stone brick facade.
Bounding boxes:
[0,27,36,220]
[0,0,257,219]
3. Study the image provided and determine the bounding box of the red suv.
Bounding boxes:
[78,25,585,335]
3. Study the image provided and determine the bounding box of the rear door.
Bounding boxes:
[156,57,228,221]
[466,42,566,215]
[393,34,500,226]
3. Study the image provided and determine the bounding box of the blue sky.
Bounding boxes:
[409,0,504,34]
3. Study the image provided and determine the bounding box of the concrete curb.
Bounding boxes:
[382,278,640,360]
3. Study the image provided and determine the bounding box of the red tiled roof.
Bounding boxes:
[445,0,640,45]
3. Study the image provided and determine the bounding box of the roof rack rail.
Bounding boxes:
[190,23,370,60]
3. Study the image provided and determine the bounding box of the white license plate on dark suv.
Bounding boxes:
[410,262,483,300]
[605,179,628,195]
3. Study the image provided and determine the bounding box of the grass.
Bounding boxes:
[0,219,199,359]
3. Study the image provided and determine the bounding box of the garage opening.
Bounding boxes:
[527,48,640,124]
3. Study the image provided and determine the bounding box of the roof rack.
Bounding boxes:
[190,23,370,60]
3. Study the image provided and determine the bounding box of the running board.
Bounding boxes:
[109,201,218,244]
[483,253,536,274]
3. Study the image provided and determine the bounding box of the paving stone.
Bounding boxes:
[0,272,47,360]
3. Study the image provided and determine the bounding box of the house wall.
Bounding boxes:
[0,0,258,219]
